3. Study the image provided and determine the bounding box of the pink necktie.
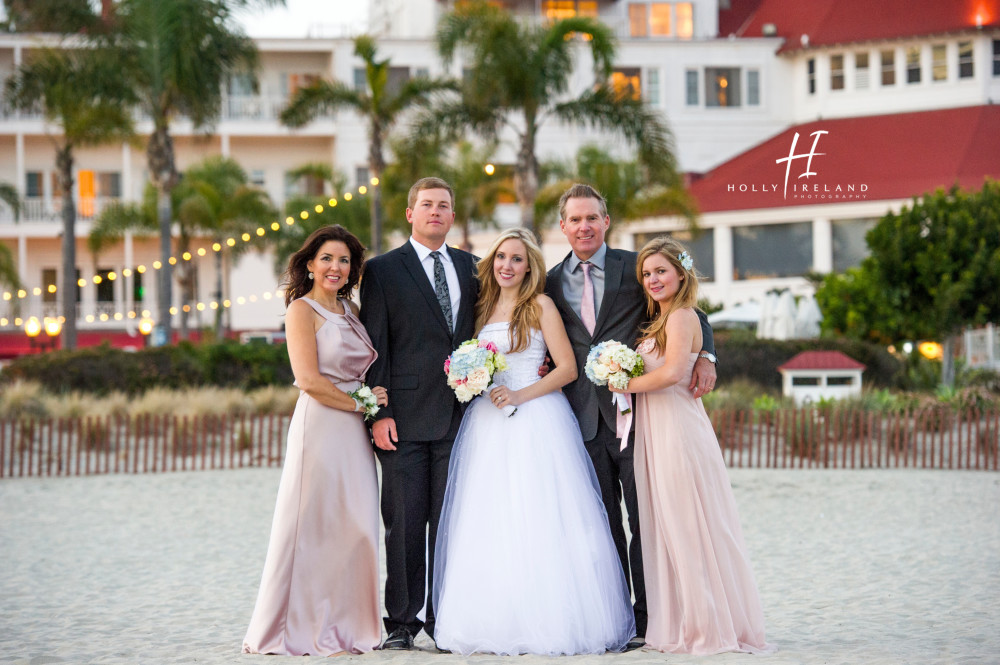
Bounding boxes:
[581,262,596,335]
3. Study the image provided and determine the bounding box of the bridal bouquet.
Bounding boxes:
[348,385,380,421]
[584,340,644,415]
[444,339,515,416]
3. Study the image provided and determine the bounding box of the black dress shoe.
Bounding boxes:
[380,629,414,650]
[624,637,646,652]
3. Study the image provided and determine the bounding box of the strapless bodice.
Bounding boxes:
[477,322,547,392]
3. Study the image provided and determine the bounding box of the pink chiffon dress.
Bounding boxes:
[634,339,774,655]
[243,297,381,656]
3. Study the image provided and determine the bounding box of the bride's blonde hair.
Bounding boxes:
[475,229,546,353]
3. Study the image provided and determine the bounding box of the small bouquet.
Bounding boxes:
[444,339,515,416]
[348,385,380,421]
[585,340,644,415]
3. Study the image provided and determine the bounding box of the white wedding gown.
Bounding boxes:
[432,322,636,656]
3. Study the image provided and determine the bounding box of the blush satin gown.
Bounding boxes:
[243,297,381,656]
[634,339,774,655]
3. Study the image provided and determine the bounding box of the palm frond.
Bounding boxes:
[280,79,367,127]
[0,182,22,221]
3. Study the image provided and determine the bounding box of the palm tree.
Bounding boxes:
[4,46,135,350]
[0,181,21,222]
[431,1,683,234]
[90,156,276,337]
[0,180,24,292]
[105,0,282,342]
[280,34,454,255]
[536,144,697,228]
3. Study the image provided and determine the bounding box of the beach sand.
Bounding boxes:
[1,468,998,665]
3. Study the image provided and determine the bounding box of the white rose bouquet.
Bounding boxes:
[584,340,644,415]
[348,385,380,421]
[444,339,515,416]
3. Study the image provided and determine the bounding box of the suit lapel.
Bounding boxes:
[595,249,625,336]
[551,255,591,339]
[448,247,477,339]
[399,242,450,333]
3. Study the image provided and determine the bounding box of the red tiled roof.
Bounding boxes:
[779,350,866,371]
[718,0,764,37]
[688,106,1000,213]
[738,0,999,53]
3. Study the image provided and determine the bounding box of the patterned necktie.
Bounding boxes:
[430,251,453,332]
[580,261,596,335]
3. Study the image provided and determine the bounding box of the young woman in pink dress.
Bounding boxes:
[243,225,387,656]
[611,236,774,655]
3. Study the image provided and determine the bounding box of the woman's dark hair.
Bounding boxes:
[282,225,366,306]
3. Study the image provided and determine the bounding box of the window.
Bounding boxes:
[792,376,821,386]
[906,47,921,84]
[881,50,895,86]
[675,3,692,38]
[611,67,641,100]
[26,171,42,197]
[645,67,660,107]
[228,73,254,96]
[542,0,597,20]
[283,73,319,96]
[807,58,816,94]
[385,67,411,97]
[628,2,692,38]
[747,69,759,105]
[415,67,430,79]
[685,69,698,105]
[249,170,265,188]
[42,268,57,303]
[284,171,324,198]
[827,376,856,386]
[931,44,947,81]
[958,41,973,79]
[96,172,121,198]
[628,4,648,37]
[705,67,741,107]
[649,3,671,35]
[356,166,370,188]
[96,268,115,303]
[353,68,366,92]
[732,222,812,279]
[831,218,876,272]
[830,54,845,90]
[994,39,1000,76]
[855,52,870,89]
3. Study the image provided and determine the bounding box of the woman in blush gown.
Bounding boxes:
[432,229,635,656]
[243,226,387,656]
[611,236,774,656]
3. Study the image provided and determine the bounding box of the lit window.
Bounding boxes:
[931,44,946,81]
[612,68,642,100]
[628,4,647,37]
[855,52,869,89]
[906,46,921,84]
[649,3,671,36]
[881,49,895,86]
[675,3,693,39]
[830,54,844,90]
[543,0,597,20]
[705,67,741,107]
[958,41,973,79]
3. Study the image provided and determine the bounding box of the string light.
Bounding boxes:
[3,180,381,304]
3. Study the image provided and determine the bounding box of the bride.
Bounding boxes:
[432,228,635,656]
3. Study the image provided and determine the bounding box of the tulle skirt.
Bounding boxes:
[432,391,635,656]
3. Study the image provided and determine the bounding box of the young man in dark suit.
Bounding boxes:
[545,183,718,648]
[359,177,479,650]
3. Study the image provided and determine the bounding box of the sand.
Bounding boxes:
[1,468,998,665]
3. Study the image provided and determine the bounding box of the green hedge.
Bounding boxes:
[715,331,905,390]
[0,341,294,395]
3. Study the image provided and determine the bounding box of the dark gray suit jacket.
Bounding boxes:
[546,247,715,442]
[359,241,479,442]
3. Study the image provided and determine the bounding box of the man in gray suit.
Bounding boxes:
[545,183,717,647]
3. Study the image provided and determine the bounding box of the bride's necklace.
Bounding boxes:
[496,299,516,320]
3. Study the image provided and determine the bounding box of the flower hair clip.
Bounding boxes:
[678,251,694,271]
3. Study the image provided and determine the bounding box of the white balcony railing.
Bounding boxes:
[4,197,124,223]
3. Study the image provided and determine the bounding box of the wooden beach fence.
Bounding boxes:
[0,408,997,478]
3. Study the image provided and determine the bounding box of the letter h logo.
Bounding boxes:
[776,130,828,199]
